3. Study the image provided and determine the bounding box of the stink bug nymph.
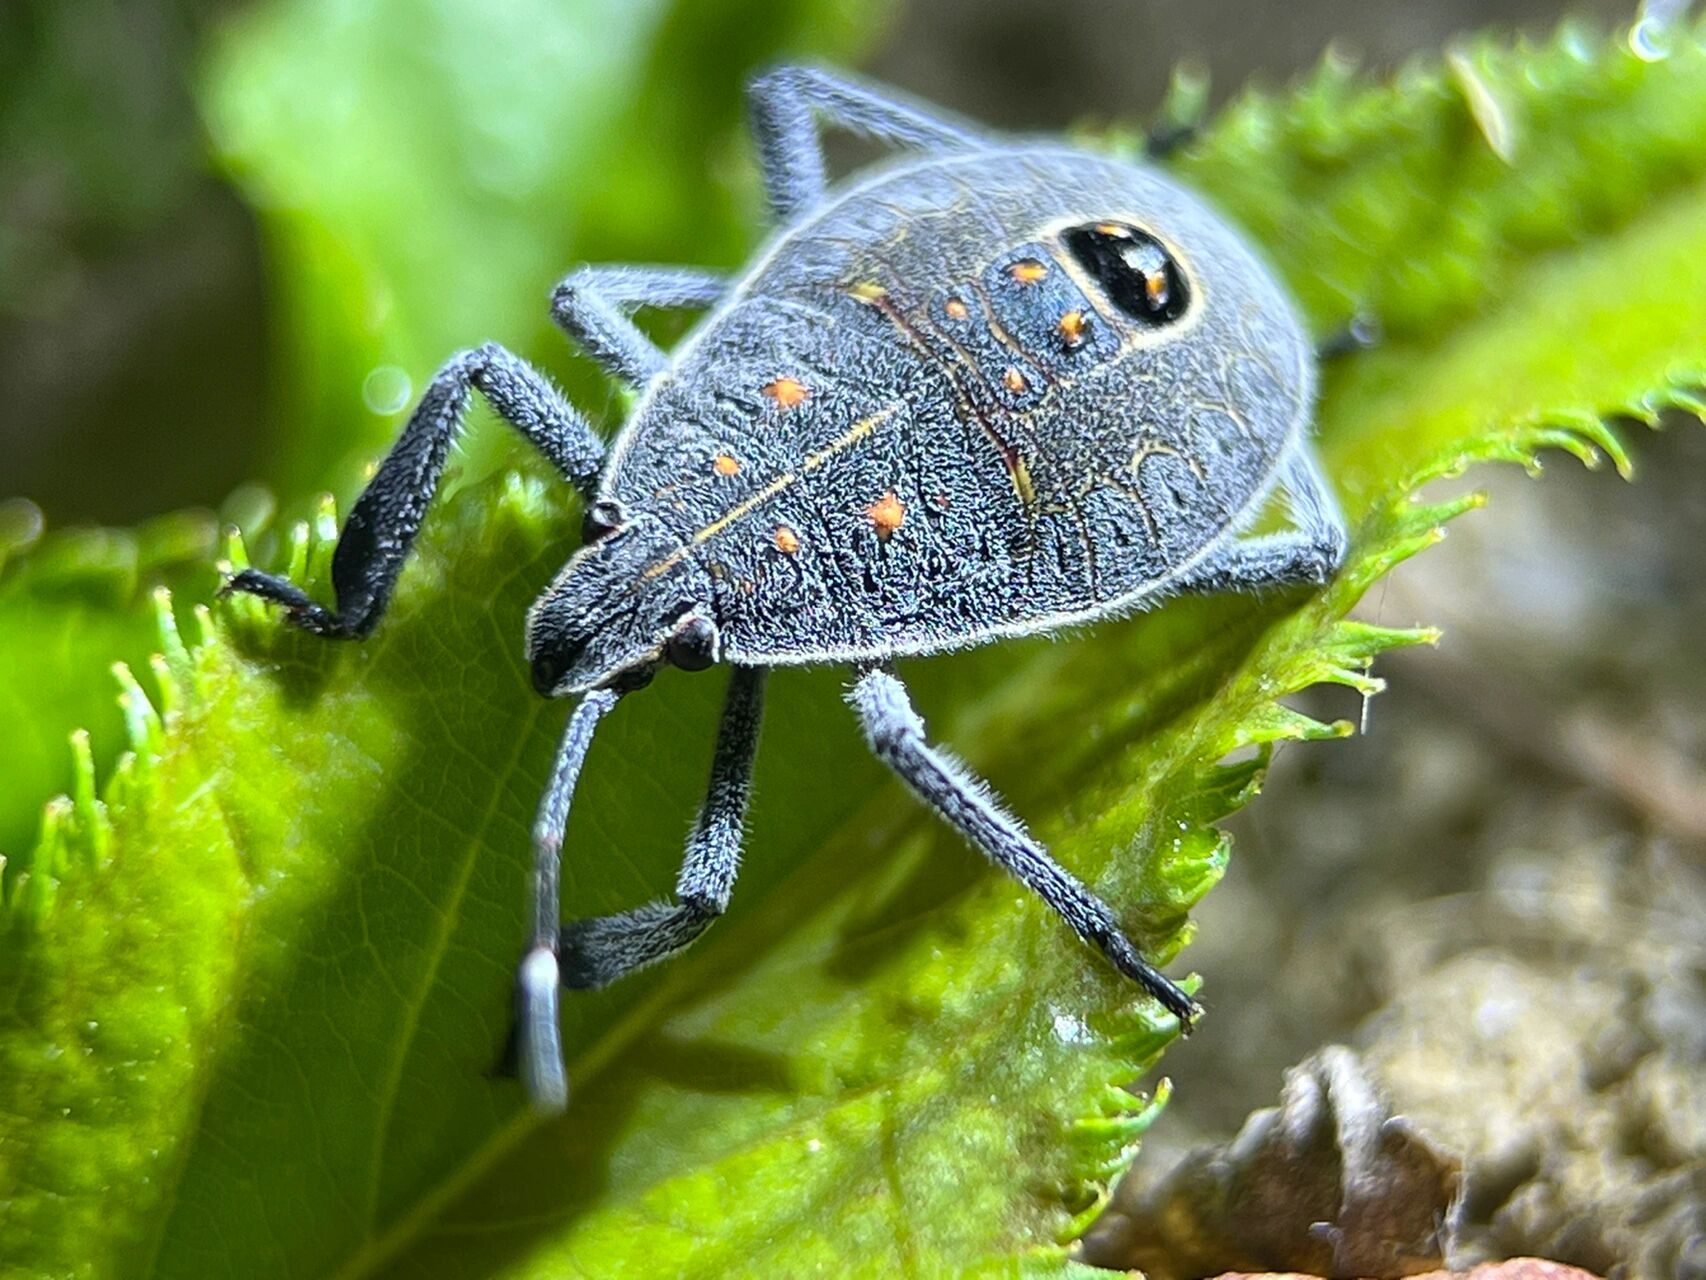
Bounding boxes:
[225,66,1346,1111]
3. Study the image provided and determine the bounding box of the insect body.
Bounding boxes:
[226,67,1346,1112]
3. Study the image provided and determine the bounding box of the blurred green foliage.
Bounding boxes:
[0,0,889,886]
[3,6,1706,1279]
[202,0,890,499]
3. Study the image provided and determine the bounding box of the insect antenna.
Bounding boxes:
[516,686,623,1112]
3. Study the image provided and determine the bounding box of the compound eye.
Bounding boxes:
[581,499,625,545]
[1064,222,1189,325]
[665,613,719,672]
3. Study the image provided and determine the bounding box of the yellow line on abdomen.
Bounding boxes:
[641,404,899,580]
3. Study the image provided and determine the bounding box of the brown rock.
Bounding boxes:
[1080,1046,1460,1279]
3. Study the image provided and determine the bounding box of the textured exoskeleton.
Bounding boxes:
[226,65,1346,1112]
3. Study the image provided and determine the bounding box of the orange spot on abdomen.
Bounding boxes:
[866,491,905,540]
[763,377,810,409]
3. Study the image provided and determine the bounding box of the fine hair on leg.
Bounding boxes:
[549,264,727,387]
[558,666,767,989]
[847,666,1196,1026]
[222,343,605,639]
[747,64,988,222]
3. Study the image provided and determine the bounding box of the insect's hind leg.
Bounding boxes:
[747,65,987,222]
[847,667,1197,1027]
[550,264,727,388]
[554,667,766,990]
[222,344,604,640]
[1171,438,1347,597]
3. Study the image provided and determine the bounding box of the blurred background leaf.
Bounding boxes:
[200,0,891,499]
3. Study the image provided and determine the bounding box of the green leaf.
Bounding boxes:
[0,507,221,875]
[201,0,893,500]
[6,14,1706,1280]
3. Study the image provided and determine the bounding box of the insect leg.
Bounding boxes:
[516,687,623,1113]
[1171,438,1348,596]
[847,666,1197,1027]
[222,344,603,639]
[747,65,987,222]
[1144,120,1199,160]
[557,667,765,989]
[550,264,727,387]
[1316,312,1382,362]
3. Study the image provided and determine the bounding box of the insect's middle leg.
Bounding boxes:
[557,666,766,990]
[746,65,987,222]
[549,264,727,387]
[847,667,1197,1026]
[223,344,604,640]
[1171,438,1348,597]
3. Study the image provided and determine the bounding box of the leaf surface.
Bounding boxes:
[4,16,1706,1280]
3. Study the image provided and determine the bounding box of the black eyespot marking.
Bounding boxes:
[1064,222,1189,325]
[665,613,719,672]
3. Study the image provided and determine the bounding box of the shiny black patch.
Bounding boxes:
[1064,222,1190,325]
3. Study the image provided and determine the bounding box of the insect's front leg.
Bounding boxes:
[513,667,765,1113]
[557,666,766,988]
[223,344,604,639]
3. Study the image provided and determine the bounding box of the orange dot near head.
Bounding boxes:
[1009,259,1049,284]
[945,297,970,320]
[1058,309,1088,347]
[866,490,905,540]
[762,377,810,408]
[712,452,740,477]
[773,525,801,555]
[1002,366,1028,394]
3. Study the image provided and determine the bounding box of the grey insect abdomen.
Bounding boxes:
[606,146,1312,664]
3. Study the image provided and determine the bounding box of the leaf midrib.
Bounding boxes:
[360,693,550,1237]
